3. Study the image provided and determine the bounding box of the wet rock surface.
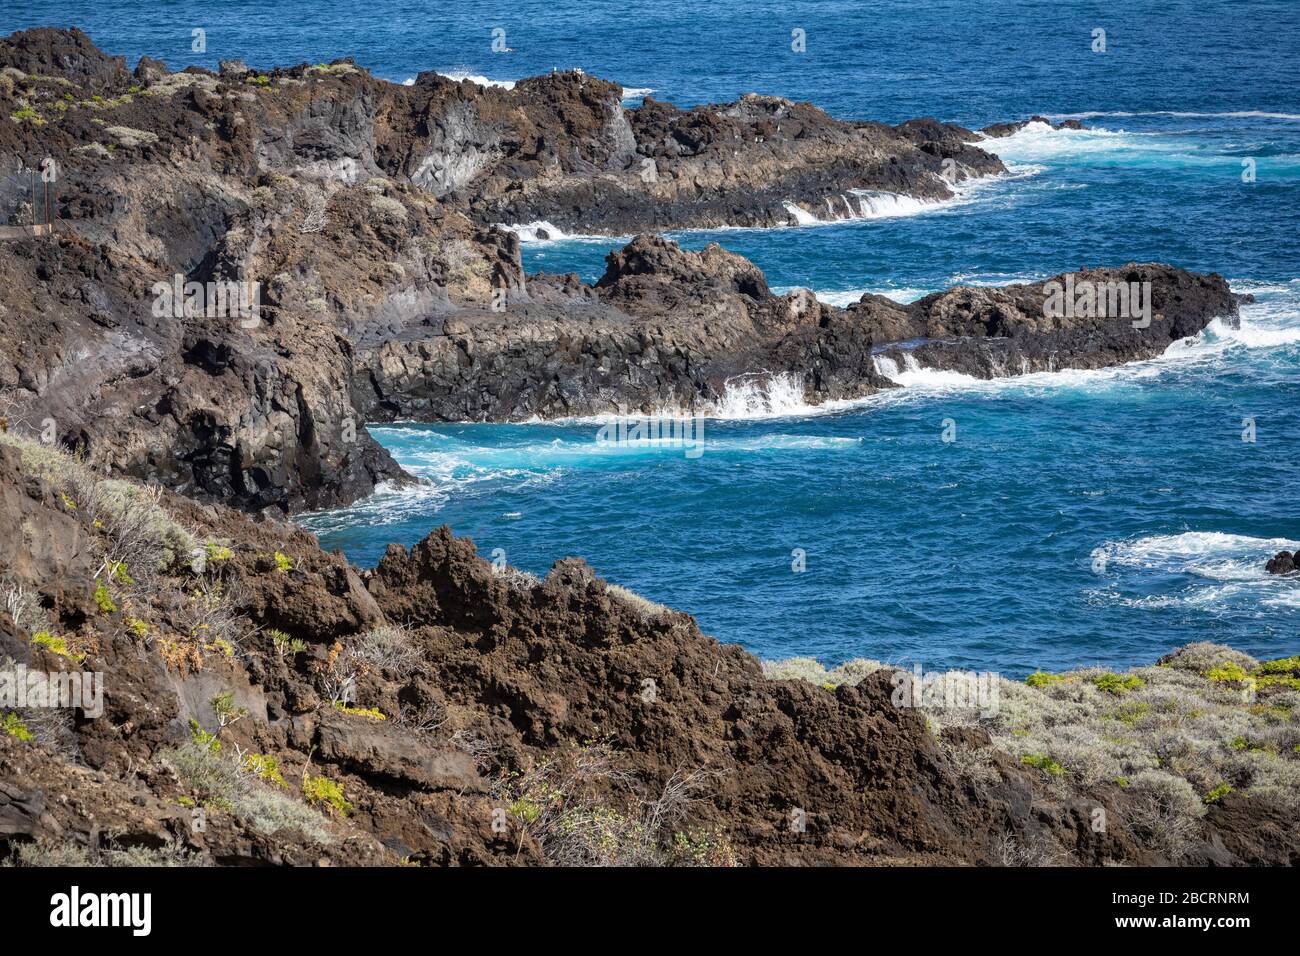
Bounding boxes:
[1266,551,1298,575]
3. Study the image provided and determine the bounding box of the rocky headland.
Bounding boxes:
[1,29,1294,867]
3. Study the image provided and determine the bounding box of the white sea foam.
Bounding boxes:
[782,190,949,227]
[1083,531,1300,614]
[707,372,820,418]
[621,87,655,102]
[1102,532,1300,570]
[500,220,569,242]
[771,286,932,306]
[1046,110,1300,122]
[864,278,1300,398]
[499,220,633,243]
[434,71,516,89]
[871,353,985,388]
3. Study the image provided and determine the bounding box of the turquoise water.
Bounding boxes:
[12,2,1298,674]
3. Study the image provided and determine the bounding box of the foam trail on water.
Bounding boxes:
[771,286,933,306]
[1047,110,1300,122]
[1102,531,1300,568]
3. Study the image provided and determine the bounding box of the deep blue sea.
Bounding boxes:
[10,2,1298,675]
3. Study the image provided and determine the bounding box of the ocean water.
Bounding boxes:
[9,2,1299,675]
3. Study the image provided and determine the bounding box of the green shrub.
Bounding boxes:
[1258,656,1300,675]
[1256,674,1300,691]
[1025,671,1066,688]
[1020,753,1065,776]
[10,105,43,123]
[303,774,351,817]
[204,542,233,561]
[1206,662,1250,683]
[333,701,386,721]
[30,631,83,661]
[2,712,33,741]
[242,753,287,788]
[189,719,221,755]
[1091,672,1145,695]
[509,797,542,823]
[93,583,116,613]
[1108,702,1152,726]
[1204,783,1233,804]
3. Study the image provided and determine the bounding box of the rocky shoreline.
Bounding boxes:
[0,29,1295,867]
[0,28,1245,516]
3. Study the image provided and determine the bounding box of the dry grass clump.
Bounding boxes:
[350,623,423,674]
[1125,770,1207,862]
[493,564,540,592]
[761,655,886,687]
[3,836,204,867]
[3,577,50,634]
[162,732,333,844]
[606,583,670,621]
[496,743,734,866]
[1160,642,1259,676]
[976,648,1300,818]
[0,430,196,581]
[87,478,196,576]
[5,702,80,760]
[441,238,490,283]
[0,428,251,675]
[763,641,1300,859]
[994,831,1072,867]
[369,194,407,222]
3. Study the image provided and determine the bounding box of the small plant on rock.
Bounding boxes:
[303,774,351,817]
[2,712,33,741]
[1091,672,1144,695]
